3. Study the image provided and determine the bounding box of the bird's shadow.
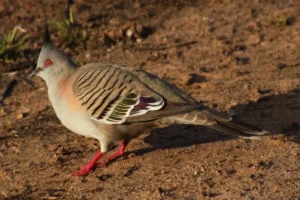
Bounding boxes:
[132,89,300,156]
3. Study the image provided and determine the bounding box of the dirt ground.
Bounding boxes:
[0,0,300,199]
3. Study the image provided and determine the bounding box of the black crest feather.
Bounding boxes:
[41,1,51,44]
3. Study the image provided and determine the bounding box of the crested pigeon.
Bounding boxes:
[31,20,269,176]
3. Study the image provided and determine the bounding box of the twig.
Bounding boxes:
[277,62,300,70]
[38,156,78,171]
[3,69,36,88]
[1,191,8,198]
[79,187,103,193]
[0,71,36,105]
[97,173,113,181]
[3,71,18,77]
[124,165,140,177]
[0,78,17,105]
[40,196,60,200]
[18,75,36,89]
[0,136,10,140]
[124,40,198,51]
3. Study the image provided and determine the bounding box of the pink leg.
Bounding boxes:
[71,151,104,176]
[98,140,130,167]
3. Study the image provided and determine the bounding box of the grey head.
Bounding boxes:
[31,15,78,85]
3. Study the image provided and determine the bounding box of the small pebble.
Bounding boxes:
[16,113,24,119]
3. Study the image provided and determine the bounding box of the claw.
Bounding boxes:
[71,151,103,176]
[97,162,106,168]
[71,165,93,176]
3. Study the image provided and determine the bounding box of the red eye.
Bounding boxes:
[44,59,53,68]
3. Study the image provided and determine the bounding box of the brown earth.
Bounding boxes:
[0,0,300,199]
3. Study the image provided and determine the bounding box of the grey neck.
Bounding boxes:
[40,62,78,87]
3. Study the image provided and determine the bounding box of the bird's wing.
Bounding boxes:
[131,69,198,104]
[73,64,198,124]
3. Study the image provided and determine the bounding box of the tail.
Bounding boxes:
[170,106,270,139]
[207,118,269,139]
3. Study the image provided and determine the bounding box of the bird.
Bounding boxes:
[30,19,269,176]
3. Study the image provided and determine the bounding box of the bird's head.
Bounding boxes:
[31,13,77,84]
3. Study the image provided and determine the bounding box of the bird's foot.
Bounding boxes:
[71,164,95,176]
[97,162,106,168]
[71,151,103,176]
[97,152,131,167]
[97,140,129,167]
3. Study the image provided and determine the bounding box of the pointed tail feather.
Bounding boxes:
[208,118,270,139]
[172,108,270,138]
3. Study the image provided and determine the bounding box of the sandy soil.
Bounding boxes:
[0,0,299,199]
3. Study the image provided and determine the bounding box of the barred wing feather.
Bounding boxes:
[73,67,164,124]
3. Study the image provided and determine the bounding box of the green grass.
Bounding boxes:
[274,16,287,26]
[0,26,29,61]
[51,1,89,49]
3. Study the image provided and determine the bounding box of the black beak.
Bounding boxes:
[30,68,41,77]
